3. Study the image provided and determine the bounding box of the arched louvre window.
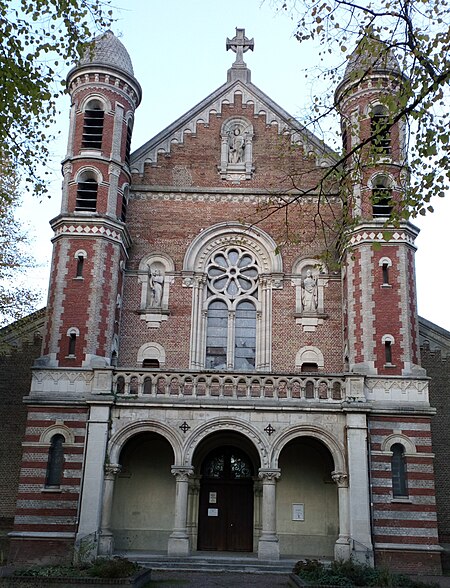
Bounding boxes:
[371,104,391,155]
[372,176,393,218]
[391,443,408,497]
[82,99,104,149]
[76,171,98,211]
[45,434,65,487]
[205,247,258,371]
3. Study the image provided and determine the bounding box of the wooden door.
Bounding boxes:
[197,447,254,552]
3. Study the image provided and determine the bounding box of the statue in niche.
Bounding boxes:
[228,127,245,163]
[148,266,164,307]
[302,269,318,312]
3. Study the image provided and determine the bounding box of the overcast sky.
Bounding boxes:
[17,0,450,331]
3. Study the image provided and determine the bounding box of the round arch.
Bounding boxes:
[182,417,269,469]
[270,425,346,473]
[108,420,183,465]
[183,222,283,275]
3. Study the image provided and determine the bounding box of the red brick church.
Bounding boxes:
[3,29,447,574]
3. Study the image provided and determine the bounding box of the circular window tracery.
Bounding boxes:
[207,247,258,298]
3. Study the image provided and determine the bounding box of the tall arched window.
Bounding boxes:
[125,119,133,166]
[372,175,393,218]
[371,104,391,155]
[391,443,408,497]
[45,434,65,487]
[76,170,98,211]
[205,247,258,371]
[82,99,104,149]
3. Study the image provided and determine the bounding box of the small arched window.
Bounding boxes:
[76,170,98,212]
[82,99,104,149]
[391,443,408,497]
[76,255,84,277]
[342,121,349,154]
[371,104,391,155]
[142,359,160,369]
[45,434,65,488]
[125,119,133,166]
[68,332,77,356]
[372,176,393,218]
[121,186,129,222]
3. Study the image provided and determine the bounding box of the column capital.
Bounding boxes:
[332,471,349,487]
[171,466,194,481]
[258,468,281,482]
[104,463,122,478]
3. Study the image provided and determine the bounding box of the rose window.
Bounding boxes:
[207,247,258,299]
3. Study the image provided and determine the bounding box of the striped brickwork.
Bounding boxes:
[369,415,441,573]
[9,405,88,563]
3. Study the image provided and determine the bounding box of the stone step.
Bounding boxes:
[116,552,299,574]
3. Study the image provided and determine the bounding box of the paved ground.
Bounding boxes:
[148,570,292,587]
[147,570,450,588]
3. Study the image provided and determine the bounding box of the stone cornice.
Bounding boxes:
[50,214,132,250]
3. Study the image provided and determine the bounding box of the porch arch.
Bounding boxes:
[182,417,269,468]
[108,420,183,465]
[270,424,346,473]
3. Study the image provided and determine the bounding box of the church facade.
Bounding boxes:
[8,30,442,573]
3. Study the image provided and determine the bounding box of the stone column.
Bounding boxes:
[98,464,121,555]
[168,466,194,556]
[346,413,374,566]
[332,471,351,561]
[76,404,110,558]
[257,469,280,560]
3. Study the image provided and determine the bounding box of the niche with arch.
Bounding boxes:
[138,253,175,328]
[291,258,328,332]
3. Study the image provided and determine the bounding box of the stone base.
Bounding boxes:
[258,537,280,560]
[375,548,442,575]
[98,531,114,556]
[334,539,351,561]
[8,537,74,565]
[167,535,190,557]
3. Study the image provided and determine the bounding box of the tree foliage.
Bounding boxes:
[276,0,450,219]
[0,0,113,199]
[0,163,40,325]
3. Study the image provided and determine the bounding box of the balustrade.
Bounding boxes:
[112,370,346,402]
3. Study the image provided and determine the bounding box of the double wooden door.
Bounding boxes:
[197,447,254,552]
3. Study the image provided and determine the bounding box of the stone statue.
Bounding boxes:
[228,127,245,163]
[148,267,164,307]
[302,269,318,312]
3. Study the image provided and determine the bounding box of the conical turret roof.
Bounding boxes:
[343,37,401,82]
[79,30,134,76]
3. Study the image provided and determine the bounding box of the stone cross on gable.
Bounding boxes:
[226,28,254,66]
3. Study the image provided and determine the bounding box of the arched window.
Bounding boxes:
[45,434,65,487]
[76,255,84,277]
[125,119,133,166]
[76,170,98,211]
[382,334,395,366]
[205,247,258,371]
[142,359,160,369]
[372,175,393,218]
[68,332,77,356]
[371,104,391,155]
[121,186,129,222]
[391,443,408,497]
[82,99,104,149]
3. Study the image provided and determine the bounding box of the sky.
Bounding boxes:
[16,0,450,331]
